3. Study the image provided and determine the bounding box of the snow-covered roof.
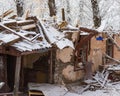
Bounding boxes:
[39,20,74,49]
[0,17,75,54]
[0,30,51,52]
[28,83,81,96]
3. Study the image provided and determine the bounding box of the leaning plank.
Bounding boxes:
[30,34,41,41]
[0,23,32,42]
[107,34,120,51]
[38,20,51,43]
[104,53,120,64]
[101,71,109,87]
[0,9,13,18]
[93,75,103,87]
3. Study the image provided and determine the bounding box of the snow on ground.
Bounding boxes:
[0,0,16,17]
[28,82,120,96]
[68,81,120,96]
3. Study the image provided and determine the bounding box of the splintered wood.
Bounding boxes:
[83,64,120,92]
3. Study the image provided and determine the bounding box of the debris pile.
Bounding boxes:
[82,64,120,93]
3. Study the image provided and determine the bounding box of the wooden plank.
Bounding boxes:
[4,33,32,46]
[0,23,32,42]
[17,20,34,26]
[21,24,36,30]
[0,92,23,96]
[4,38,21,46]
[30,34,41,41]
[104,53,120,64]
[38,20,51,43]
[13,56,21,96]
[0,46,21,56]
[21,48,52,55]
[0,9,14,18]
[80,27,99,34]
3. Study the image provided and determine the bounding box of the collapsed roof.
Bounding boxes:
[0,12,74,56]
[0,14,74,54]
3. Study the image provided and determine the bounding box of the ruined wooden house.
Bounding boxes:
[0,10,75,95]
[1,9,120,96]
[55,23,120,84]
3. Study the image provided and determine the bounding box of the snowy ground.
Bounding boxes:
[28,82,120,96]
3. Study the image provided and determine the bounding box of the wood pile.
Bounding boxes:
[0,9,38,31]
[0,9,45,45]
[82,64,120,93]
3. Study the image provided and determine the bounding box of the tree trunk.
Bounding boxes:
[48,0,56,16]
[91,0,101,28]
[66,0,71,22]
[16,0,23,17]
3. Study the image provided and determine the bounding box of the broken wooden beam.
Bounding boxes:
[37,20,51,43]
[107,34,120,51]
[104,53,120,64]
[0,23,32,42]
[80,27,99,34]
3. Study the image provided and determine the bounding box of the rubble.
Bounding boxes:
[79,64,120,93]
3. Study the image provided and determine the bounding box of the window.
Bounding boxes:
[74,35,90,71]
[106,38,113,63]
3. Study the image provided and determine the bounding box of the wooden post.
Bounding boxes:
[62,8,65,21]
[49,50,53,83]
[13,56,21,96]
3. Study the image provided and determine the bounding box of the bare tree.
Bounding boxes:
[15,0,23,17]
[66,0,71,22]
[48,0,56,16]
[91,0,101,28]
